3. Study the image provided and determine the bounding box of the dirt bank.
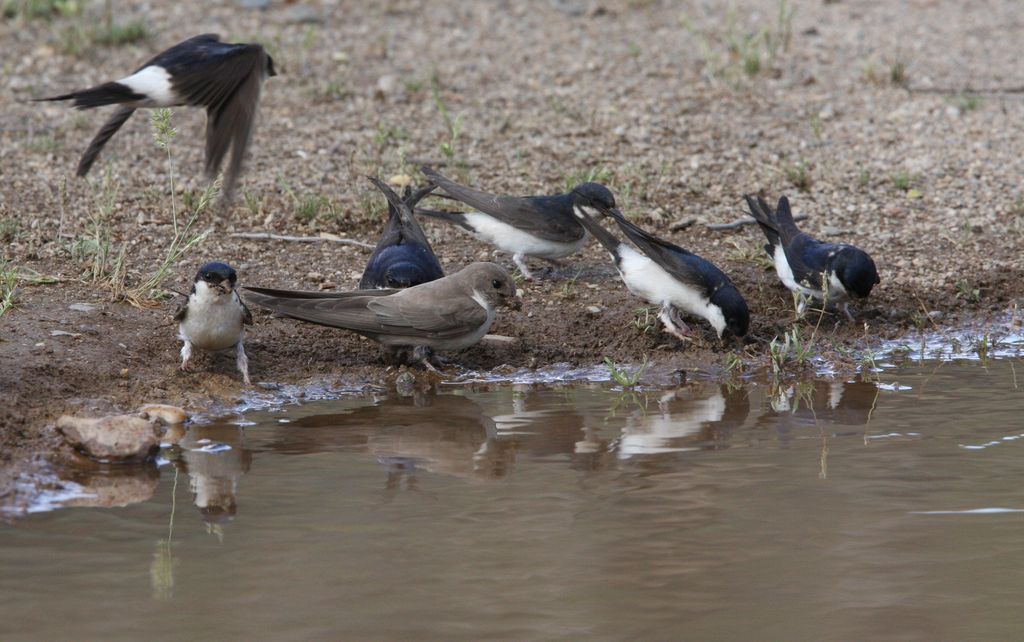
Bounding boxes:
[3,1,1023,497]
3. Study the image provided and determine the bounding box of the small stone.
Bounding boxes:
[50,330,81,338]
[318,281,337,290]
[58,414,162,463]
[285,4,321,23]
[387,174,413,187]
[139,404,188,425]
[257,382,281,390]
[68,303,98,313]
[586,305,603,315]
[376,75,400,96]
[236,0,270,8]
[119,368,129,378]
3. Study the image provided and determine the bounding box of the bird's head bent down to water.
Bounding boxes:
[570,182,619,220]
[710,282,751,339]
[460,262,520,311]
[832,246,880,299]
[194,261,238,296]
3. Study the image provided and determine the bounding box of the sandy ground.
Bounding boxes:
[2,0,1023,496]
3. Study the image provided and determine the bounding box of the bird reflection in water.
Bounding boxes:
[616,384,751,459]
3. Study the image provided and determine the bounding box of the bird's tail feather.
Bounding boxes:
[743,194,782,248]
[76,106,136,177]
[571,208,621,256]
[243,286,395,299]
[37,82,143,109]
[414,207,469,226]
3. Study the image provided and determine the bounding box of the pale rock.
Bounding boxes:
[58,414,162,463]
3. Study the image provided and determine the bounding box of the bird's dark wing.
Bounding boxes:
[140,34,224,72]
[784,235,838,290]
[609,210,721,295]
[421,166,583,242]
[198,48,267,198]
[770,195,806,246]
[76,106,136,176]
[744,194,780,253]
[240,298,253,325]
[172,286,194,323]
[173,300,188,323]
[571,207,621,256]
[158,36,268,197]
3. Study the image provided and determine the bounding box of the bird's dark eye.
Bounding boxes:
[203,272,214,280]
[492,279,502,289]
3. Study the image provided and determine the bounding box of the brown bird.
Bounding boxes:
[243,262,518,370]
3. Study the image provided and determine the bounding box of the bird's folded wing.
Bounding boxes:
[786,236,832,289]
[244,286,398,299]
[421,167,582,242]
[610,211,713,294]
[368,292,488,339]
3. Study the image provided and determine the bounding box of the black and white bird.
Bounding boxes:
[573,207,750,341]
[359,178,445,289]
[244,262,518,370]
[745,195,880,320]
[37,33,276,199]
[415,166,613,280]
[175,262,253,384]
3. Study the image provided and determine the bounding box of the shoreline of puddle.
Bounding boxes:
[4,320,1023,520]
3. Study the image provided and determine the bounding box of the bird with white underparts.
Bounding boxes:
[175,262,253,385]
[744,194,879,321]
[415,165,614,280]
[37,33,276,200]
[359,177,445,289]
[573,206,750,342]
[243,262,519,371]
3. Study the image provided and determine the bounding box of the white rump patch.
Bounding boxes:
[462,212,586,259]
[118,66,178,107]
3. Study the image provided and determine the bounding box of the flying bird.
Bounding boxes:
[37,33,276,200]
[244,262,518,370]
[359,178,445,289]
[744,195,880,320]
[175,261,253,384]
[573,207,749,341]
[415,165,615,280]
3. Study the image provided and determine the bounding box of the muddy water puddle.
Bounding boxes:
[4,356,1024,639]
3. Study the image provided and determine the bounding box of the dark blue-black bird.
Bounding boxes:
[360,178,445,289]
[37,33,276,199]
[744,195,880,320]
[572,206,750,341]
[415,166,614,280]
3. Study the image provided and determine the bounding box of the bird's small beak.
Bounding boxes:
[209,280,231,294]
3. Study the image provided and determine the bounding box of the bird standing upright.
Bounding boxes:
[37,33,276,200]
[360,178,445,289]
[744,195,879,320]
[573,207,749,341]
[175,262,253,384]
[415,166,614,279]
